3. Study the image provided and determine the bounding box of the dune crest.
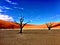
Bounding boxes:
[0,20,60,29]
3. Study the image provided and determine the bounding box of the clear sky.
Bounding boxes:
[0,0,60,25]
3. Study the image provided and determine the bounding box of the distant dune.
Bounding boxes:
[24,22,60,29]
[0,20,60,29]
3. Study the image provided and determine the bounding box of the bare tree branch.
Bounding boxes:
[23,21,30,28]
[19,16,31,33]
[46,22,53,30]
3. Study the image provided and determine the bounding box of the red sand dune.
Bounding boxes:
[0,20,20,29]
[24,22,60,28]
[0,20,60,29]
[52,22,60,28]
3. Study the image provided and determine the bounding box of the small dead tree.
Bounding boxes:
[19,16,30,33]
[46,22,53,30]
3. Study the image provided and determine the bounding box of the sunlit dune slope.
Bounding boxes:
[24,22,60,28]
[0,20,20,29]
[0,20,60,29]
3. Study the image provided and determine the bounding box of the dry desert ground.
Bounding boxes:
[0,29,60,45]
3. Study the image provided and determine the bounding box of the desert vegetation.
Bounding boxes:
[19,16,30,33]
[46,22,53,30]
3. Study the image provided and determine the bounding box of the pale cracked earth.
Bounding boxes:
[0,29,60,45]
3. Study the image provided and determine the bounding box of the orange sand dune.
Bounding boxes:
[24,22,60,28]
[0,20,60,29]
[0,20,20,29]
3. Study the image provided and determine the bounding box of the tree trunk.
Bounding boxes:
[20,28,22,33]
[48,27,51,30]
[20,21,23,33]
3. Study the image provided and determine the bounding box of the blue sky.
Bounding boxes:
[0,0,60,25]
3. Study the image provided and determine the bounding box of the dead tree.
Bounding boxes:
[19,16,30,33]
[46,22,53,30]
